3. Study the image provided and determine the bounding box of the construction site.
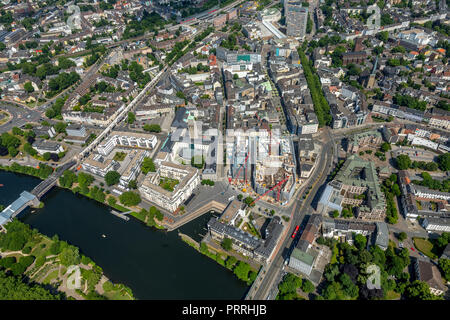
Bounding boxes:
[228,128,297,206]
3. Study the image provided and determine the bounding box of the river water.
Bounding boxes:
[0,171,248,299]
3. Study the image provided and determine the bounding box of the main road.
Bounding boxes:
[248,128,336,300]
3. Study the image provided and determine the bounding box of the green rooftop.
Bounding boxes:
[291,248,315,266]
[349,130,382,146]
[334,155,386,211]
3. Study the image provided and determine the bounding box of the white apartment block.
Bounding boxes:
[98,131,157,156]
[429,116,450,130]
[81,154,119,177]
[119,150,149,188]
[299,122,318,135]
[407,134,439,150]
[411,185,450,201]
[138,162,200,213]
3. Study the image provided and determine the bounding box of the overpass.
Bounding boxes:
[0,161,77,226]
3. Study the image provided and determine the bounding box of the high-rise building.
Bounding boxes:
[284,1,308,39]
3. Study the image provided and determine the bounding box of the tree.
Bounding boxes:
[59,170,77,188]
[437,153,450,171]
[141,157,155,174]
[104,171,121,186]
[398,232,407,242]
[225,256,237,269]
[119,191,141,206]
[127,112,135,124]
[404,280,438,300]
[24,82,34,93]
[301,279,315,293]
[396,154,411,170]
[43,152,51,161]
[380,142,391,152]
[143,124,161,133]
[354,234,367,250]
[392,183,401,197]
[54,122,67,134]
[59,246,81,267]
[243,196,255,207]
[128,180,137,189]
[237,194,243,201]
[438,258,450,282]
[332,210,339,218]
[377,31,389,42]
[221,238,232,251]
[278,273,302,295]
[233,261,251,282]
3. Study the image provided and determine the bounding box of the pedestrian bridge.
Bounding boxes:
[0,161,76,227]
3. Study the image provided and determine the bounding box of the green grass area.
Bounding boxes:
[243,222,261,238]
[113,152,126,161]
[413,237,438,259]
[385,290,401,300]
[416,200,422,210]
[42,269,59,285]
[159,177,179,192]
[103,290,133,300]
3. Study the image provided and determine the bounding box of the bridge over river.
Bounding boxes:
[0,161,76,226]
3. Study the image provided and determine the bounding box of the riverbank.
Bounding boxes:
[179,232,259,287]
[0,163,166,230]
[0,219,133,300]
[1,170,249,299]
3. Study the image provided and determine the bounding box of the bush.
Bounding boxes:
[119,191,141,206]
[18,255,35,269]
[10,263,27,276]
[22,246,32,254]
[34,255,46,268]
[0,257,16,269]
[104,171,121,186]
[103,281,115,292]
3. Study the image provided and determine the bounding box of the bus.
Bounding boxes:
[291,225,300,239]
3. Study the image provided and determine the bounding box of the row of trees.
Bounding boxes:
[143,124,161,133]
[411,172,450,193]
[199,242,257,286]
[1,162,53,180]
[298,49,332,127]
[381,174,400,224]
[136,206,164,228]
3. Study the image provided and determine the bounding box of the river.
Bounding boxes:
[0,171,248,299]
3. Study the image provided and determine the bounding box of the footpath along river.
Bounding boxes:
[0,170,248,299]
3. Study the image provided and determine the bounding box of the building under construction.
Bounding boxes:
[229,132,297,204]
[252,135,297,204]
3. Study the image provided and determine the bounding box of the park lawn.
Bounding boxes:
[385,290,401,300]
[42,269,59,285]
[413,238,438,259]
[103,290,133,300]
[30,238,52,258]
